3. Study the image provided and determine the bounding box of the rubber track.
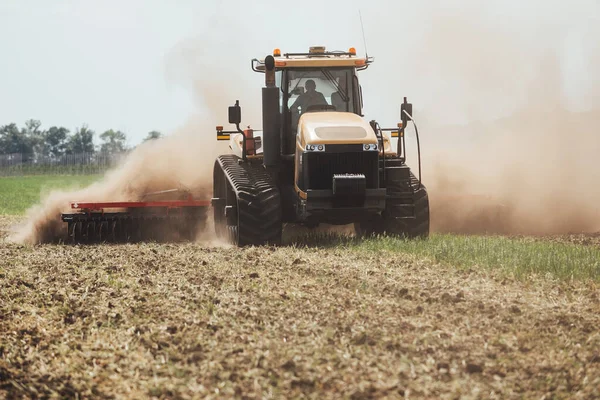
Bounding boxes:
[384,171,430,238]
[356,170,430,238]
[216,155,282,246]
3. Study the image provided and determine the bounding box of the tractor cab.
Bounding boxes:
[253,46,368,154]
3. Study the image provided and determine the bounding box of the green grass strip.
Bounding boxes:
[0,175,101,215]
[292,233,600,281]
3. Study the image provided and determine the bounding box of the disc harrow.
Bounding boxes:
[61,199,210,244]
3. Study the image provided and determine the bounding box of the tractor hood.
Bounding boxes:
[297,112,378,147]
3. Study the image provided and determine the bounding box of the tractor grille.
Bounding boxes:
[304,151,378,190]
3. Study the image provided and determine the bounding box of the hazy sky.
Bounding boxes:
[1,1,598,145]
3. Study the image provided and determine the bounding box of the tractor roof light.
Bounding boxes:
[349,47,356,55]
[273,48,281,57]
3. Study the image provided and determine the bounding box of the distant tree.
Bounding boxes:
[67,125,95,154]
[99,129,128,153]
[45,126,70,158]
[23,119,45,157]
[143,130,163,142]
[23,119,42,137]
[0,123,35,154]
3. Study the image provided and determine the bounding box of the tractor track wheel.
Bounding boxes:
[212,159,234,242]
[227,225,238,244]
[214,155,282,247]
[355,172,430,239]
[384,172,430,238]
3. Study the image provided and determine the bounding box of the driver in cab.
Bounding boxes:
[291,79,328,114]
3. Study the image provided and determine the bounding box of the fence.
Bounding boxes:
[0,152,128,176]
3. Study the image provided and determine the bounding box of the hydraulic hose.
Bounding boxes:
[402,110,422,190]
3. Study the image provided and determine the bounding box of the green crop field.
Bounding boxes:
[0,175,100,215]
[293,233,600,281]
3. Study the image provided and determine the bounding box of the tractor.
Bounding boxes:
[212,46,430,246]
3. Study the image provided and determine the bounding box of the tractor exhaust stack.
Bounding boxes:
[262,55,281,168]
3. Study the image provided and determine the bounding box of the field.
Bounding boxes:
[1,175,599,399]
[0,175,100,215]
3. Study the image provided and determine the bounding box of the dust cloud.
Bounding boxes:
[410,3,600,235]
[425,108,600,235]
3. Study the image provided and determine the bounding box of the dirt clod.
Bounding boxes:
[437,362,450,370]
[281,360,296,371]
[466,363,484,374]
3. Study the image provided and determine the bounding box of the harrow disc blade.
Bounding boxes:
[62,208,208,244]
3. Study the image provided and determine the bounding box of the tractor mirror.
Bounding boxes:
[401,97,413,125]
[228,101,241,124]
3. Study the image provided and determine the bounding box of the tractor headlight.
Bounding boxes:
[363,143,378,151]
[305,144,325,152]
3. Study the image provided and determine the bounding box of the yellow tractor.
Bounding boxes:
[213,46,429,246]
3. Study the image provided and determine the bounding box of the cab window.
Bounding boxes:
[284,68,355,114]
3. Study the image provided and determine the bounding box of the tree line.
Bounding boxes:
[0,119,163,159]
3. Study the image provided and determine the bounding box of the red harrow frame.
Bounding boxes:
[61,197,211,244]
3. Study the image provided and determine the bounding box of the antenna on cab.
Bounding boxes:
[359,10,369,59]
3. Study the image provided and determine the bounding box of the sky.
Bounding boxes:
[0,0,598,146]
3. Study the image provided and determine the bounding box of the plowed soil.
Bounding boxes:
[1,219,599,399]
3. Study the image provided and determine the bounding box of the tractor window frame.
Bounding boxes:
[282,67,356,113]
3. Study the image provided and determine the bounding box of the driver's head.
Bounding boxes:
[305,79,316,92]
